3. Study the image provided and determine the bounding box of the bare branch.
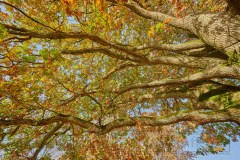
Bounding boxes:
[0,1,56,31]
[103,63,141,79]
[31,123,64,160]
[56,90,98,108]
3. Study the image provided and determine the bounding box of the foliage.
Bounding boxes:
[0,0,240,159]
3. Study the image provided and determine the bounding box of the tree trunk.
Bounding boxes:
[187,13,240,57]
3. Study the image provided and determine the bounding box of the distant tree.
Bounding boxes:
[0,0,239,159]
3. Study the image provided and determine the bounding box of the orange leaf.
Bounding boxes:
[63,0,74,5]
[65,7,72,16]
[163,18,172,24]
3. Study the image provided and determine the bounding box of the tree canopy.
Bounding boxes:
[0,0,240,159]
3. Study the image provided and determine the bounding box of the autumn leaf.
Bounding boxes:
[63,0,74,5]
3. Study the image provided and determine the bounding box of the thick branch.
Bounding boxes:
[1,108,239,135]
[100,107,240,134]
[138,91,195,102]
[63,47,226,68]
[62,47,141,62]
[3,26,148,62]
[0,115,99,131]
[149,55,226,68]
[134,40,206,51]
[116,65,240,94]
[125,1,192,31]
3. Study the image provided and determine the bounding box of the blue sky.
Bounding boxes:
[194,140,240,160]
[184,126,240,160]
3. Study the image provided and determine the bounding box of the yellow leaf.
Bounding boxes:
[63,0,74,5]
[40,77,45,82]
[147,26,155,37]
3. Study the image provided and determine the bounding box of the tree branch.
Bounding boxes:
[116,65,240,94]
[63,47,226,68]
[103,62,141,79]
[124,1,192,31]
[1,108,239,135]
[31,123,64,160]
[3,26,149,62]
[149,55,225,68]
[100,107,240,134]
[56,90,98,108]
[62,47,142,62]
[0,115,99,132]
[138,91,195,102]
[0,1,56,31]
[134,40,206,51]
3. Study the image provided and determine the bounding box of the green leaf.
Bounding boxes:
[23,55,36,62]
[39,49,59,60]
[39,48,49,60]
[49,49,60,59]
[155,22,165,32]
[226,50,239,65]
[0,24,8,39]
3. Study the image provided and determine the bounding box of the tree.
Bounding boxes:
[0,0,239,159]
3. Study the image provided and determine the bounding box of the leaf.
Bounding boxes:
[155,22,165,32]
[39,49,49,60]
[23,55,36,62]
[147,26,155,37]
[63,0,74,5]
[94,0,105,11]
[0,24,8,39]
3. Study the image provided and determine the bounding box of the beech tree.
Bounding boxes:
[0,0,239,159]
